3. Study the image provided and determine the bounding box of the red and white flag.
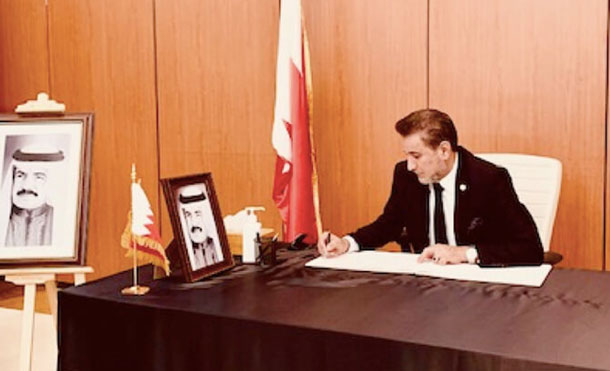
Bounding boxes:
[121,181,170,275]
[272,0,321,244]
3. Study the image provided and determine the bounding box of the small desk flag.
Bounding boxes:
[121,181,170,276]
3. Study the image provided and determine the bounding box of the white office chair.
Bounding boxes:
[476,153,562,263]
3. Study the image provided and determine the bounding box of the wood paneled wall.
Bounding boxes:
[429,0,607,269]
[0,0,49,111]
[303,0,428,239]
[0,0,608,277]
[155,0,280,246]
[48,0,159,279]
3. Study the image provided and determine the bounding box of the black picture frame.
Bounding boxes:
[0,113,93,266]
[161,173,234,282]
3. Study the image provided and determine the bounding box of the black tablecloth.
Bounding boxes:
[58,249,610,371]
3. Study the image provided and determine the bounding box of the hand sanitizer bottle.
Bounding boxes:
[242,207,264,263]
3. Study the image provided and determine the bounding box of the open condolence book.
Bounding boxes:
[306,251,552,287]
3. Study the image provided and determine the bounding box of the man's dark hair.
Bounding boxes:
[394,109,458,151]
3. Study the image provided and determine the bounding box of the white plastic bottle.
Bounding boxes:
[242,207,264,263]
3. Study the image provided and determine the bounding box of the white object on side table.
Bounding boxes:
[240,207,265,263]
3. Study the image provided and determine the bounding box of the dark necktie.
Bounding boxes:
[433,183,448,244]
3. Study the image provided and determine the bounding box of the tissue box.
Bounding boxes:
[228,228,275,256]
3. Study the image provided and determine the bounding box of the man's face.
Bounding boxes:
[182,202,208,244]
[402,132,452,184]
[12,162,49,210]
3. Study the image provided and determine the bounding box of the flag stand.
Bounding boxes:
[121,164,150,296]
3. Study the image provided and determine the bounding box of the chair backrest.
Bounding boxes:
[475,153,562,252]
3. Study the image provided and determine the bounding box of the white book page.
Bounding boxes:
[305,251,552,287]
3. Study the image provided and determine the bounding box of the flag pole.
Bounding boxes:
[132,164,137,288]
[121,163,150,296]
[302,13,323,241]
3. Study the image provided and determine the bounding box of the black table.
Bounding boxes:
[58,249,610,371]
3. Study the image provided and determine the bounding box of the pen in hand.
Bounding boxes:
[318,231,332,257]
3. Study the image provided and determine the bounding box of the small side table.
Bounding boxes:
[0,266,93,371]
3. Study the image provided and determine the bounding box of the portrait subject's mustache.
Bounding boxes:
[17,189,38,197]
[191,226,203,234]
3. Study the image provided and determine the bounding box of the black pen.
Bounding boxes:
[324,232,331,246]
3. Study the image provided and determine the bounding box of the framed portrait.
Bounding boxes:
[0,113,93,266]
[161,173,234,282]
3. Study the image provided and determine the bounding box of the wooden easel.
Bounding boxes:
[0,266,93,371]
[1,93,94,371]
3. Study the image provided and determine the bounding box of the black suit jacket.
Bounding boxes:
[349,146,544,266]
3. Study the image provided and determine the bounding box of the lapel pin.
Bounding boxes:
[459,183,467,192]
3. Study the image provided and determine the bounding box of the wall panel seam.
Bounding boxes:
[152,0,163,235]
[45,0,52,96]
[426,0,430,108]
[602,1,610,271]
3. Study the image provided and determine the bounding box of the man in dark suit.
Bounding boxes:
[318,109,543,266]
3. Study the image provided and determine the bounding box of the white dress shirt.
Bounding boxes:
[343,153,478,263]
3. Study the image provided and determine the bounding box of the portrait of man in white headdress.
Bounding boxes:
[0,131,73,251]
[3,144,65,246]
[178,184,224,270]
[0,124,88,264]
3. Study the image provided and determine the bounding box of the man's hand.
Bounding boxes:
[317,232,349,258]
[417,244,469,265]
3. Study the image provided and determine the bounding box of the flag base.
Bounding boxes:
[120,285,150,296]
